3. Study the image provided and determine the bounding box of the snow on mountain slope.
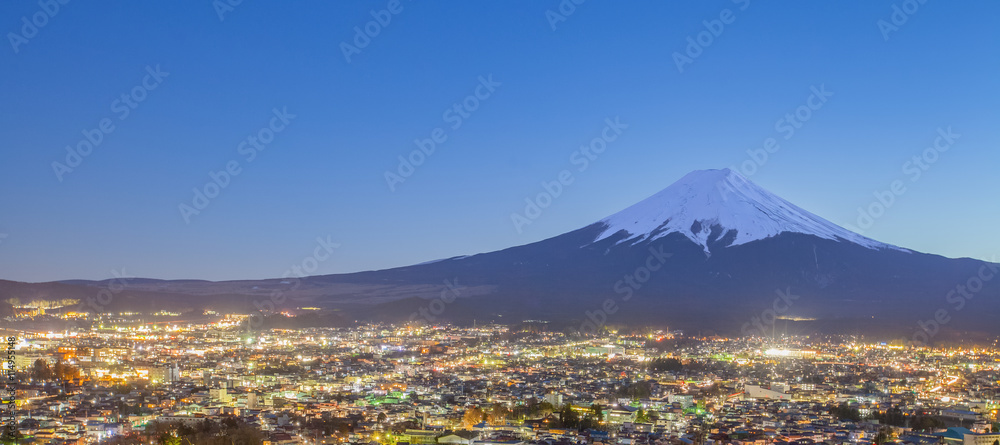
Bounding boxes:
[593,168,907,254]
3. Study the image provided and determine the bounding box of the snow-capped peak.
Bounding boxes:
[592,168,906,254]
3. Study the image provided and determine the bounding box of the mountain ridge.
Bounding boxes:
[4,169,998,341]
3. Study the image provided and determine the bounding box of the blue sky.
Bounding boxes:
[1,0,997,282]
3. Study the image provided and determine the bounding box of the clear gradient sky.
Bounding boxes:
[1,1,998,282]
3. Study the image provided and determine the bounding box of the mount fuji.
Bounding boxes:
[7,168,998,340]
[592,168,905,254]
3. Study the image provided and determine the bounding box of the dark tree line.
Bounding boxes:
[830,403,862,422]
[144,417,264,445]
[831,403,944,431]
[873,406,906,427]
[649,358,683,372]
[615,380,653,400]
[557,405,605,431]
[30,359,79,381]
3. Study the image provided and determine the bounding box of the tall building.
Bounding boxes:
[544,392,562,407]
